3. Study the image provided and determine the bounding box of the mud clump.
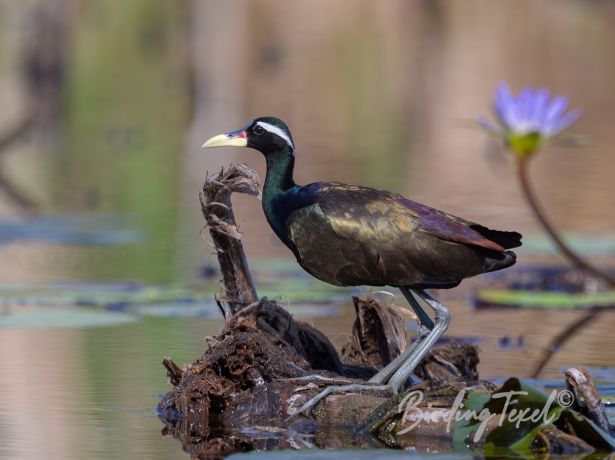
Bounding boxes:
[158,300,350,458]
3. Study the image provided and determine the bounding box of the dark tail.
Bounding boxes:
[482,249,517,273]
[470,224,523,249]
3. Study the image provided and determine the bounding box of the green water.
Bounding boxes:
[56,0,190,282]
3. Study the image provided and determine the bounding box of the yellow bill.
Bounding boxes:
[201,130,248,149]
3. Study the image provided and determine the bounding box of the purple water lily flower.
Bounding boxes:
[478,84,581,157]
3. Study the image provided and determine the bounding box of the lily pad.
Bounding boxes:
[0,281,348,309]
[0,213,143,246]
[453,377,615,455]
[0,282,349,320]
[0,283,213,310]
[0,308,137,329]
[475,289,615,310]
[132,302,220,318]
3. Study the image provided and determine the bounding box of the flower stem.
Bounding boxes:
[516,157,615,287]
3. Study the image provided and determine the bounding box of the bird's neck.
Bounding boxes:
[262,150,300,247]
[263,150,297,197]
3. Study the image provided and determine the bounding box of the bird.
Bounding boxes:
[202,116,522,411]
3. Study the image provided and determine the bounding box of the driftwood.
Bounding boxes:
[159,164,614,459]
[341,296,412,370]
[199,164,259,315]
[565,367,613,436]
[158,298,483,459]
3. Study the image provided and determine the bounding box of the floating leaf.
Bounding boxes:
[0,283,213,310]
[475,289,615,310]
[452,378,615,456]
[0,283,347,320]
[482,379,564,454]
[0,308,137,329]
[0,213,143,246]
[453,390,492,450]
[132,302,220,318]
[0,279,348,308]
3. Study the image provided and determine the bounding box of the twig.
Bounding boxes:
[565,367,613,435]
[162,357,184,387]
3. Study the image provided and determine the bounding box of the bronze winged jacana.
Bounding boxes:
[203,117,522,409]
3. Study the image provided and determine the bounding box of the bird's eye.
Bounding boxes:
[253,125,265,135]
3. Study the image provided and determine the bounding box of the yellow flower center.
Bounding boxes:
[506,132,542,158]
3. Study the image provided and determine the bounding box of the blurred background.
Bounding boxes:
[1,1,614,459]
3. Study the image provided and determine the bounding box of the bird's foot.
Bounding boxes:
[286,382,394,420]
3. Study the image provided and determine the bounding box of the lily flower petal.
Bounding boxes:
[475,116,502,134]
[477,84,580,157]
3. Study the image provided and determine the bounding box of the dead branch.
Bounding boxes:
[200,164,259,314]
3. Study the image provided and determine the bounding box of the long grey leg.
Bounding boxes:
[400,286,434,330]
[368,324,430,384]
[369,288,433,384]
[285,289,450,419]
[387,289,451,389]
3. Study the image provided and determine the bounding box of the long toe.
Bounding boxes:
[286,383,394,420]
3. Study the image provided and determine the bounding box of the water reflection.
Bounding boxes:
[0,317,222,460]
[1,287,614,459]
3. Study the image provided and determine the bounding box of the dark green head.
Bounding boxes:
[202,116,295,156]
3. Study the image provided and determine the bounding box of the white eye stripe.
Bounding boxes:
[256,121,295,151]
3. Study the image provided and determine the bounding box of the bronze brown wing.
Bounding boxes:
[285,183,519,288]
